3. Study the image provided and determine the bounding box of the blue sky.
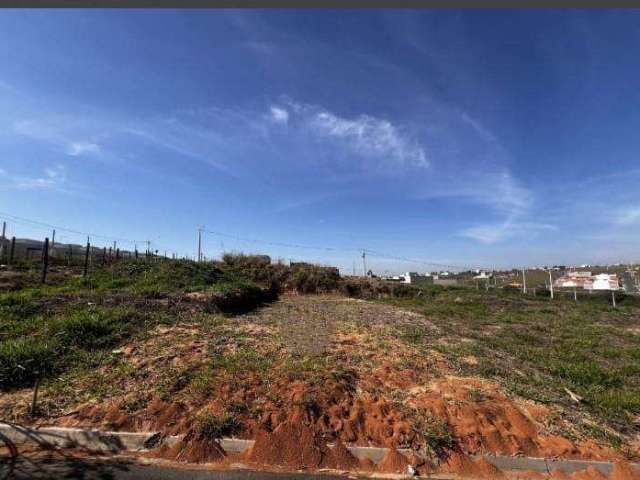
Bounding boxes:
[1,10,639,273]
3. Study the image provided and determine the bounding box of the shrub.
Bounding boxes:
[288,263,340,293]
[195,412,243,438]
[207,280,276,314]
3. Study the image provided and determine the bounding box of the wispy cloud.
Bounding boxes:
[66,141,101,156]
[5,164,67,191]
[453,172,548,244]
[614,206,640,226]
[269,106,289,124]
[462,220,556,244]
[272,101,429,169]
[14,119,101,158]
[460,111,497,143]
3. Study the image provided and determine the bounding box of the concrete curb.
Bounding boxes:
[1,423,638,476]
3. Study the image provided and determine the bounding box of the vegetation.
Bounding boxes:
[373,284,640,444]
[0,256,280,389]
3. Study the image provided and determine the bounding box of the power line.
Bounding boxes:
[202,228,361,253]
[203,228,478,271]
[0,211,146,245]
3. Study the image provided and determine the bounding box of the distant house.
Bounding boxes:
[383,272,433,285]
[473,271,492,280]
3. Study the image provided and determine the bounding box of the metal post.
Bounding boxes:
[0,221,5,261]
[197,228,202,262]
[522,268,527,294]
[549,270,554,299]
[9,236,15,265]
[83,237,90,278]
[574,289,577,303]
[41,237,49,284]
[31,377,40,416]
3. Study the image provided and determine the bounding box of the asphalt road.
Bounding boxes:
[1,455,363,480]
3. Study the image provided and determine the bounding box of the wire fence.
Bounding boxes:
[1,212,638,301]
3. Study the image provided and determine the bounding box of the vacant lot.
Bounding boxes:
[379,286,640,453]
[1,260,639,478]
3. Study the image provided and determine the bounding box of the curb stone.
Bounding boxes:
[1,423,638,476]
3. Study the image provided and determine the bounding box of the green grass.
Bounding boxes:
[378,285,640,442]
[0,257,280,391]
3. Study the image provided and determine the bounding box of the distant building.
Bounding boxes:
[473,271,492,280]
[383,272,433,285]
[554,271,620,291]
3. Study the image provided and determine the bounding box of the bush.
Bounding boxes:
[288,263,340,294]
[206,280,277,314]
[0,337,59,388]
[196,412,243,438]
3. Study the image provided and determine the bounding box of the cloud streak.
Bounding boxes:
[614,206,640,226]
[272,101,429,169]
[2,164,67,191]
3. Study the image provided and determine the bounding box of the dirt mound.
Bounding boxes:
[157,429,226,463]
[549,470,572,479]
[246,421,325,469]
[509,472,545,479]
[610,461,640,480]
[320,440,360,470]
[474,457,505,478]
[440,451,480,476]
[376,447,410,473]
[570,466,608,479]
[257,377,418,449]
[413,377,615,459]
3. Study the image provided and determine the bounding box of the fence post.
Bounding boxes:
[41,237,49,284]
[116,248,120,260]
[67,244,72,266]
[612,290,616,308]
[31,377,40,416]
[83,238,90,278]
[102,247,106,266]
[9,236,15,265]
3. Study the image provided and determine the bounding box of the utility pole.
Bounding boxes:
[146,240,151,257]
[362,250,367,277]
[548,269,554,300]
[51,229,55,248]
[197,227,203,262]
[522,268,527,294]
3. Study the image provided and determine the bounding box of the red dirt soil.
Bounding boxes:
[549,470,572,479]
[413,377,617,460]
[376,447,410,473]
[610,461,640,480]
[153,429,226,464]
[245,421,325,469]
[570,466,608,479]
[319,440,361,470]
